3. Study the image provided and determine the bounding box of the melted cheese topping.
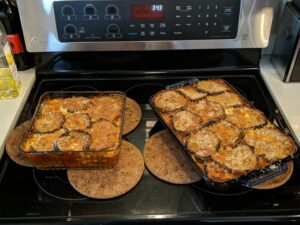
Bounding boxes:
[57,131,91,151]
[196,80,230,94]
[64,113,91,131]
[225,107,266,129]
[208,120,242,147]
[34,113,65,133]
[207,92,244,108]
[173,110,202,133]
[62,96,91,112]
[40,98,63,115]
[212,144,257,172]
[88,121,120,150]
[244,127,296,162]
[187,100,225,125]
[154,90,187,112]
[205,161,239,182]
[177,86,207,100]
[187,129,219,158]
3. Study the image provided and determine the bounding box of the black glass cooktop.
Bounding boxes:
[0,73,300,225]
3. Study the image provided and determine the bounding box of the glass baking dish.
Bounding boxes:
[20,91,126,170]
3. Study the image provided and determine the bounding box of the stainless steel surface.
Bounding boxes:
[17,0,277,52]
[271,2,300,82]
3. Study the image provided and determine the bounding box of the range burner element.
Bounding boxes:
[33,169,87,201]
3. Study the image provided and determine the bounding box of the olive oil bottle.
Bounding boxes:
[0,21,20,100]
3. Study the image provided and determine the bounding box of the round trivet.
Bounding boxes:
[143,130,201,184]
[67,140,144,199]
[123,98,142,135]
[253,161,294,190]
[5,120,33,167]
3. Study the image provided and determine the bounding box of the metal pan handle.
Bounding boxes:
[166,78,200,89]
[240,162,288,188]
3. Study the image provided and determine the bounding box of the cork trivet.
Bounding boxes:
[67,140,144,199]
[143,130,201,184]
[123,98,142,135]
[5,120,33,167]
[254,161,293,190]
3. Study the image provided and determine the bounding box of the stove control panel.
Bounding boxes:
[54,0,240,42]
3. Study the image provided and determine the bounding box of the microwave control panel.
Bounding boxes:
[54,0,240,42]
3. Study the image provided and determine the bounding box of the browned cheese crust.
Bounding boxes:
[205,160,240,182]
[172,110,202,133]
[29,129,65,152]
[62,96,91,112]
[64,113,91,131]
[34,113,65,133]
[88,120,120,150]
[57,131,91,151]
[208,120,243,147]
[153,90,187,112]
[207,91,245,108]
[186,100,225,126]
[87,96,123,125]
[187,129,220,158]
[40,98,62,115]
[211,144,257,173]
[143,130,201,184]
[123,98,142,135]
[225,107,266,129]
[177,86,207,100]
[196,79,231,95]
[244,127,296,162]
[67,140,144,199]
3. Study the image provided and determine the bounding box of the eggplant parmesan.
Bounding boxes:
[153,90,187,112]
[177,86,207,101]
[62,96,91,113]
[225,106,266,129]
[187,129,220,159]
[173,110,202,133]
[205,160,240,182]
[196,79,230,95]
[186,100,225,126]
[244,127,296,162]
[34,113,64,133]
[211,144,257,173]
[207,91,245,108]
[57,131,91,151]
[208,120,243,147]
[40,98,62,115]
[89,120,121,150]
[87,96,123,124]
[64,113,91,131]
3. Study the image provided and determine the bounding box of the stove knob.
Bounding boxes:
[107,24,120,34]
[84,4,97,15]
[61,5,75,16]
[105,4,119,16]
[64,24,77,34]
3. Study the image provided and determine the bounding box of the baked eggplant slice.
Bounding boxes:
[62,96,91,113]
[34,113,65,133]
[57,131,91,151]
[244,127,296,162]
[186,100,225,126]
[40,98,62,115]
[177,86,207,101]
[208,120,243,147]
[205,160,240,182]
[225,106,266,129]
[64,113,91,131]
[207,91,245,108]
[153,90,188,112]
[88,120,120,150]
[187,129,220,159]
[30,129,65,152]
[87,96,123,124]
[196,79,231,95]
[173,110,202,133]
[211,144,257,173]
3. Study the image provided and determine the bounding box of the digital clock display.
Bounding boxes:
[131,4,165,20]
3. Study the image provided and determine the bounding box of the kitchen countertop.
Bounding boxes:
[260,56,300,145]
[0,68,35,159]
[0,60,299,160]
